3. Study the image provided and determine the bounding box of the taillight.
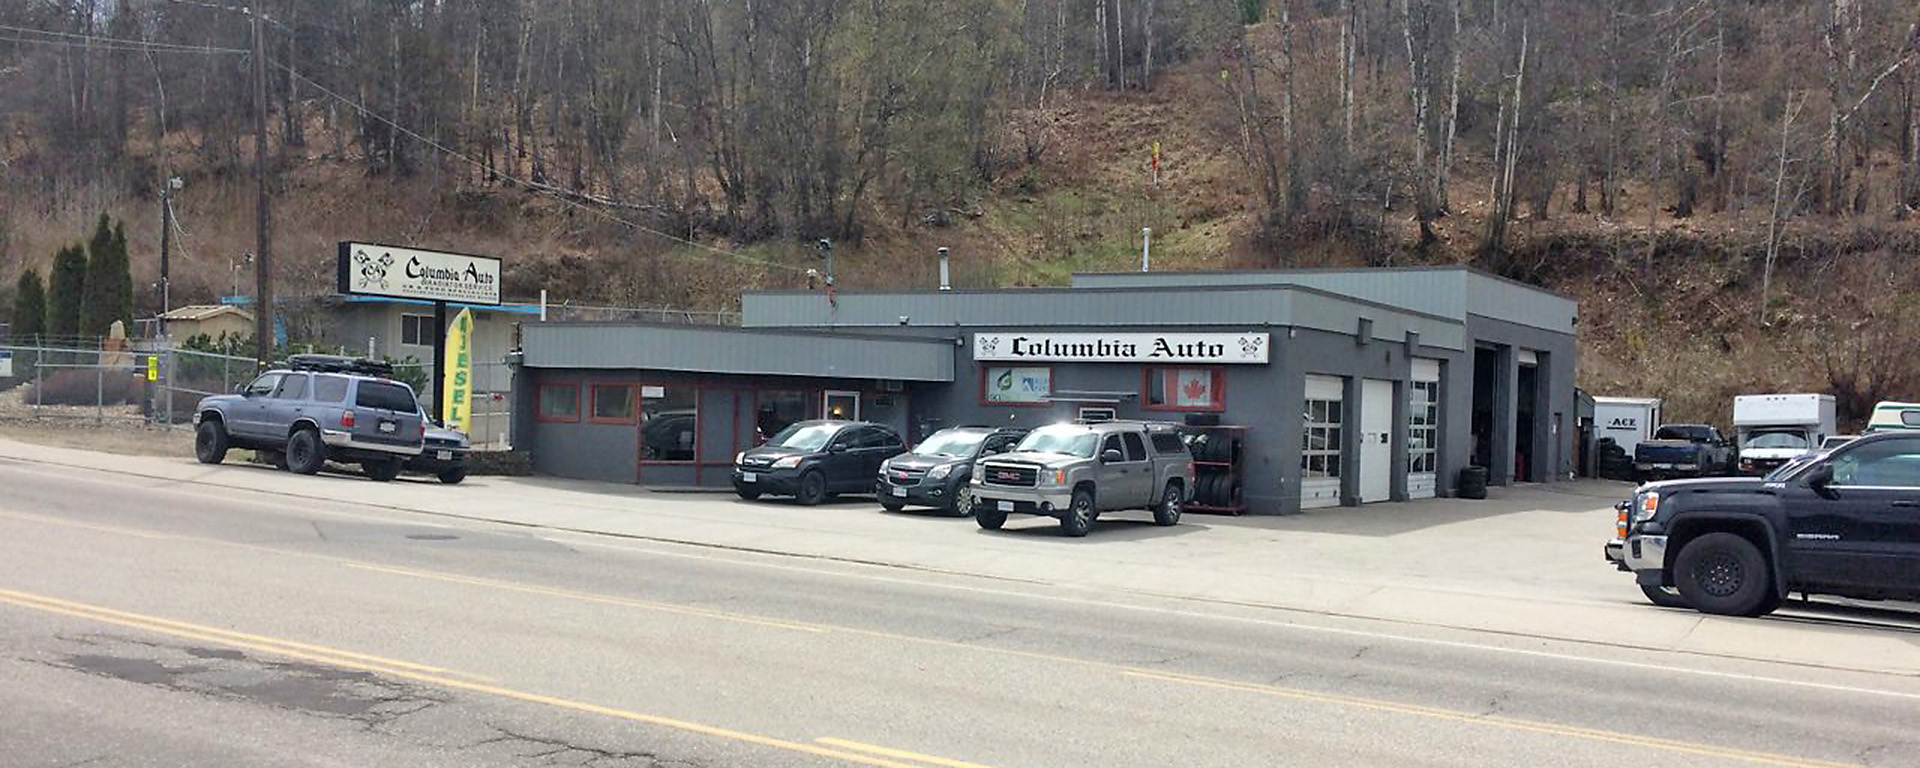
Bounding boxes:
[340,410,356,428]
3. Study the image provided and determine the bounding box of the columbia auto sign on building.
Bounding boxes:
[971,332,1271,364]
[336,241,502,305]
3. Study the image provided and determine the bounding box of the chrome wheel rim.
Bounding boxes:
[954,485,975,516]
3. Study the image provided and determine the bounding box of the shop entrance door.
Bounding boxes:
[1360,379,1394,503]
[824,390,861,421]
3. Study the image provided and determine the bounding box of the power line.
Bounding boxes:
[0,23,247,54]
[0,32,246,56]
[274,63,804,275]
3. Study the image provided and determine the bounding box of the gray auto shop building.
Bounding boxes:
[509,266,1578,515]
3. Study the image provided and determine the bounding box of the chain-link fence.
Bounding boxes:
[0,344,514,449]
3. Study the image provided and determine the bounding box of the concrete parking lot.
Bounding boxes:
[1,434,1916,677]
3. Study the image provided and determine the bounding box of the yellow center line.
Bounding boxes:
[816,738,998,768]
[0,506,1877,768]
[0,589,969,768]
[0,588,472,679]
[342,562,832,634]
[1122,670,1860,768]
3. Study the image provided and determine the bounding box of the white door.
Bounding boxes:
[1360,379,1393,503]
[1300,375,1345,509]
[1408,359,1442,499]
[823,390,860,420]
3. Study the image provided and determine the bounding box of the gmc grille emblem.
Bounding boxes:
[994,471,1020,481]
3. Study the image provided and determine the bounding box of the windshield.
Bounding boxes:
[1653,426,1709,441]
[767,423,839,451]
[913,430,987,458]
[1014,426,1099,458]
[1742,430,1810,450]
[1763,453,1824,483]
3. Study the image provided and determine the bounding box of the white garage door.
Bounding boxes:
[1301,375,1344,509]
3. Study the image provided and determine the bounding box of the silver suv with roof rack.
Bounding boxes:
[192,354,426,481]
[971,420,1194,537]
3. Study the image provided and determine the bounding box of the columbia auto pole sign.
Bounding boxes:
[336,242,502,305]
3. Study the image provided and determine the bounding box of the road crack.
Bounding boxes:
[471,724,701,768]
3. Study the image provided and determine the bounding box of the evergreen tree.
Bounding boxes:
[11,269,47,342]
[46,244,87,340]
[79,213,131,336]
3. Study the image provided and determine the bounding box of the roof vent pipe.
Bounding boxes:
[937,247,952,291]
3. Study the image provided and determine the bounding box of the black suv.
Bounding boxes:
[1607,431,1920,616]
[733,420,905,505]
[876,426,1027,516]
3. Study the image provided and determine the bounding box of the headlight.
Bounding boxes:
[734,452,745,464]
[927,464,952,480]
[772,456,802,469]
[1634,491,1661,523]
[1040,468,1067,485]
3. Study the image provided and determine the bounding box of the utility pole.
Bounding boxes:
[251,6,274,369]
[159,181,171,338]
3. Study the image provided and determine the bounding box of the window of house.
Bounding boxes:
[641,385,697,461]
[1302,398,1344,479]
[401,314,434,347]
[1145,367,1225,411]
[591,384,636,423]
[1409,380,1439,474]
[537,383,580,422]
[755,391,810,442]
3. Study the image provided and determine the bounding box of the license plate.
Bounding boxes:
[378,421,396,434]
[436,450,452,461]
[891,486,907,497]
[997,500,1013,512]
[741,472,757,483]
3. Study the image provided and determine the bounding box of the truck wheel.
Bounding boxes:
[1153,482,1183,526]
[194,420,229,465]
[1059,489,1094,537]
[735,488,761,501]
[975,506,1006,530]
[880,500,906,513]
[1639,584,1689,609]
[795,470,828,506]
[437,466,468,485]
[1675,532,1775,616]
[286,429,326,475]
[363,459,402,482]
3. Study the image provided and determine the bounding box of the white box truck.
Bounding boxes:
[1593,396,1662,457]
[1732,393,1837,475]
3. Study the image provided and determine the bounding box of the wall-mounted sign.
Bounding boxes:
[0,351,12,378]
[337,241,502,305]
[985,366,1052,403]
[973,332,1269,364]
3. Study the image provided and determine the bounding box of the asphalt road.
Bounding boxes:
[2,457,1918,768]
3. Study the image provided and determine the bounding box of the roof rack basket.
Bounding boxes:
[284,353,395,378]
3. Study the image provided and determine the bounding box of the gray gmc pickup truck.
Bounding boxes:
[971,420,1194,537]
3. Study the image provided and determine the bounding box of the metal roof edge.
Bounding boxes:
[524,321,959,345]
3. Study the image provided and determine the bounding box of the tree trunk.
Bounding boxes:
[1823,0,1848,215]
[1762,94,1804,324]
[1401,0,1437,246]
[1115,0,1127,90]
[1711,8,1726,211]
[1143,0,1155,88]
[1439,0,1462,214]
[1601,0,1619,218]
[1281,0,1301,220]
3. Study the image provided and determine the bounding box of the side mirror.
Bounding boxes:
[1101,448,1124,463]
[1806,464,1834,489]
[234,383,248,394]
[829,443,849,453]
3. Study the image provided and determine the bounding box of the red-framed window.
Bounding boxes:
[589,383,637,424]
[638,384,699,463]
[979,365,1053,407]
[536,382,581,422]
[1143,366,1226,412]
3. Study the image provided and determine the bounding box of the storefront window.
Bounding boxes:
[591,384,635,423]
[756,391,809,443]
[1145,367,1225,411]
[1409,381,1439,473]
[983,366,1052,405]
[537,383,580,422]
[641,385,697,461]
[1302,398,1343,478]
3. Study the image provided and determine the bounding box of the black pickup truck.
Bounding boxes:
[1606,432,1920,616]
[1632,424,1735,481]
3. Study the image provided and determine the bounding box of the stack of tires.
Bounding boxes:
[1594,438,1634,481]
[1457,466,1489,499]
[1184,429,1244,511]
